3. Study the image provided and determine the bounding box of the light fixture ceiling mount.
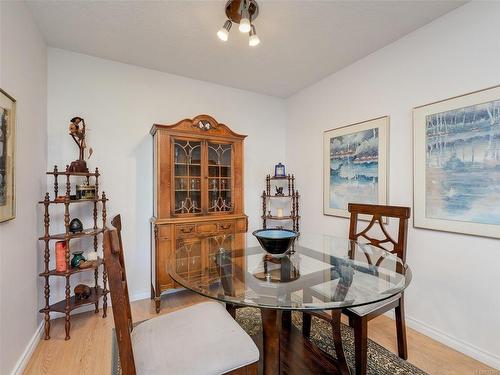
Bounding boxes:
[217,0,260,47]
[225,0,259,25]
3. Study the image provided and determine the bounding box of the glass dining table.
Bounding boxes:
[168,232,412,375]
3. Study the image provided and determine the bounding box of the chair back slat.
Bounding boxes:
[348,203,410,262]
[103,217,136,375]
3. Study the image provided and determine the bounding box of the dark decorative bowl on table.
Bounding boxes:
[252,229,299,255]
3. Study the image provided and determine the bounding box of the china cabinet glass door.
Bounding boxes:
[173,139,202,214]
[176,238,202,280]
[207,142,233,213]
[207,235,235,288]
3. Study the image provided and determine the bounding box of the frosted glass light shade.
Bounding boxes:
[217,28,229,41]
[249,25,260,46]
[217,20,232,42]
[239,17,251,33]
[249,34,260,46]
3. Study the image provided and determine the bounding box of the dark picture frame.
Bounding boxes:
[0,88,16,223]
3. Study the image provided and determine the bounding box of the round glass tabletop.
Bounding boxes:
[168,233,411,311]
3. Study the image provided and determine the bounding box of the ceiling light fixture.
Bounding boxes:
[217,0,260,46]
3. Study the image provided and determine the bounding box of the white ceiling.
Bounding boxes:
[27,0,465,98]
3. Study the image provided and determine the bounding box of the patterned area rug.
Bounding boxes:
[112,307,427,374]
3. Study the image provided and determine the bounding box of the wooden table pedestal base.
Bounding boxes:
[259,309,350,375]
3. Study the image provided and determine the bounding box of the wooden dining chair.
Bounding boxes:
[109,215,133,326]
[303,203,410,375]
[104,215,259,375]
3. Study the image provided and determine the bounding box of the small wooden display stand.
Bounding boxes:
[39,165,109,340]
[262,174,300,232]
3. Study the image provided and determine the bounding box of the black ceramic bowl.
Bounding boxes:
[252,229,299,255]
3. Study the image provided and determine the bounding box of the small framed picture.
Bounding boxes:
[323,116,389,218]
[0,89,16,223]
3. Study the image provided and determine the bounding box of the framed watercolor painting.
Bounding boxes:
[323,116,389,218]
[414,85,500,238]
[0,89,16,223]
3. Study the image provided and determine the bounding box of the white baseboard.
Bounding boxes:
[405,315,500,370]
[10,321,44,375]
[129,287,185,303]
[130,290,151,302]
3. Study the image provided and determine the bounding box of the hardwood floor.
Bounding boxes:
[24,290,494,375]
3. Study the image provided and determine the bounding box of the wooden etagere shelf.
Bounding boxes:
[38,165,109,340]
[262,215,299,221]
[38,197,108,204]
[39,258,104,277]
[262,174,300,232]
[41,286,105,314]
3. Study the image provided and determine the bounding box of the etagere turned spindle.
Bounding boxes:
[261,174,300,232]
[39,165,109,340]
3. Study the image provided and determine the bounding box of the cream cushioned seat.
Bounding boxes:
[131,301,259,375]
[347,293,401,316]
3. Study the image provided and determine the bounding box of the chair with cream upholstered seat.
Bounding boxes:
[104,215,259,375]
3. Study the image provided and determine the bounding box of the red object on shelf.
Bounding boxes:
[55,241,67,272]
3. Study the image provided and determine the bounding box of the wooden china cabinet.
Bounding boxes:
[150,115,248,312]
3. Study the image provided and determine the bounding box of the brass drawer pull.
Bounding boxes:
[180,226,194,234]
[220,223,232,230]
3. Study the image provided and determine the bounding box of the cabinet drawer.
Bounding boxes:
[195,222,218,235]
[217,221,235,234]
[175,219,244,238]
[175,224,196,237]
[235,218,247,233]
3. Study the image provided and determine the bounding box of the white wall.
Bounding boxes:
[47,48,286,301]
[286,1,500,369]
[0,2,47,374]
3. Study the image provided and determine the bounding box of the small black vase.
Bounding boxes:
[69,218,83,233]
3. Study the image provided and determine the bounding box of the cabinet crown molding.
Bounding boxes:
[151,114,247,139]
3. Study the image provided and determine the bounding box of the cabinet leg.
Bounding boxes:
[154,296,161,313]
